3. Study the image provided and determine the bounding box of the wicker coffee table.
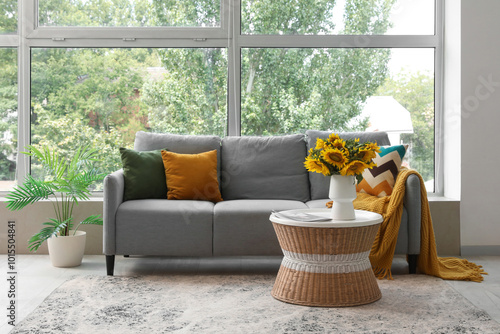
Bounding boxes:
[270,209,383,307]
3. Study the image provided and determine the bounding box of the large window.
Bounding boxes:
[7,0,442,193]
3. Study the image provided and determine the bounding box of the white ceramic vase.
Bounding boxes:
[47,230,86,267]
[329,175,356,220]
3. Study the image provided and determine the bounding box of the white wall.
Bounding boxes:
[443,0,461,200]
[461,0,500,254]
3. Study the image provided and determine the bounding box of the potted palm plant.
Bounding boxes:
[6,145,105,267]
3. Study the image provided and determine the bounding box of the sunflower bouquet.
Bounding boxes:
[304,133,381,183]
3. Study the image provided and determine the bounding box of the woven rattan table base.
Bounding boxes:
[271,221,381,307]
[271,266,381,307]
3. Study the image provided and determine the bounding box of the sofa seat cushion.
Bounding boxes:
[115,199,214,256]
[213,199,308,256]
[220,135,310,202]
[305,199,409,254]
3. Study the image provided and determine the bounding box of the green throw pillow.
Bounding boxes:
[120,148,167,201]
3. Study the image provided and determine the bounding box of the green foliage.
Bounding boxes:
[0,0,17,33]
[5,175,54,210]
[31,111,127,188]
[0,48,17,182]
[240,0,396,135]
[27,218,72,252]
[39,0,154,27]
[30,48,150,180]
[31,48,149,134]
[142,48,227,136]
[376,72,435,182]
[79,214,103,227]
[241,47,391,136]
[152,0,219,27]
[0,152,15,180]
[241,0,335,35]
[38,0,219,27]
[343,0,395,34]
[6,145,106,251]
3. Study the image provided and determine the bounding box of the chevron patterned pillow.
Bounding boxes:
[356,145,408,197]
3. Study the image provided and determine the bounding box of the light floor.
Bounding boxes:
[1,255,499,333]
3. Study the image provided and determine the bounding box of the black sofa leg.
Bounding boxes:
[106,255,115,276]
[408,254,418,274]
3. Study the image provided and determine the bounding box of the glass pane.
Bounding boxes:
[31,48,227,189]
[0,0,17,33]
[241,47,434,187]
[377,48,435,188]
[387,0,435,35]
[241,48,392,135]
[242,0,434,35]
[0,48,17,191]
[38,0,220,27]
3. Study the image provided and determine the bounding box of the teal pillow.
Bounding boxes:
[119,148,167,201]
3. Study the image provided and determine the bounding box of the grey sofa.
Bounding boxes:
[103,130,421,276]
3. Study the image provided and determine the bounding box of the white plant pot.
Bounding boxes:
[329,175,357,220]
[47,230,86,267]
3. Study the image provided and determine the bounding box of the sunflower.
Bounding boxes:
[340,160,370,176]
[358,148,376,162]
[328,133,340,143]
[331,139,346,150]
[321,148,347,169]
[304,157,330,175]
[364,142,381,153]
[315,138,326,150]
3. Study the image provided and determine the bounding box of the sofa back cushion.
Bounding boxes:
[134,131,223,182]
[221,134,310,202]
[161,149,223,203]
[120,148,167,201]
[305,130,391,200]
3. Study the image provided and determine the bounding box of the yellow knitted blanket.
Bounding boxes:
[330,168,487,282]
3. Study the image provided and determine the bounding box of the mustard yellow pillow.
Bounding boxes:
[161,150,223,203]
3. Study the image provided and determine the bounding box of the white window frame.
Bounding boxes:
[4,0,444,194]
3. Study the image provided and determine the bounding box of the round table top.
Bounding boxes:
[270,209,383,228]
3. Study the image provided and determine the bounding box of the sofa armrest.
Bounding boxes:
[403,173,421,255]
[103,169,125,255]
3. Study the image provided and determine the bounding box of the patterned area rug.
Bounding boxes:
[10,274,500,334]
